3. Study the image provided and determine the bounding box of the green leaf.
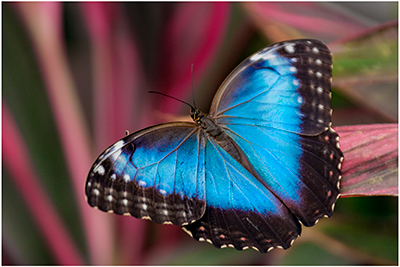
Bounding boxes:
[331,21,398,121]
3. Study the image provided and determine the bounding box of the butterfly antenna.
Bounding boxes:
[148,91,195,110]
[191,63,197,109]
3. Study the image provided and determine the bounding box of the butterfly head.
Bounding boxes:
[190,108,205,126]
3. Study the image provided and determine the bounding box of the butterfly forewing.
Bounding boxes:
[211,39,333,135]
[85,122,206,225]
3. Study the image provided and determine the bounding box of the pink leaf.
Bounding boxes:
[159,2,231,113]
[81,2,144,147]
[13,2,114,264]
[336,124,398,197]
[242,2,371,42]
[80,3,147,264]
[2,103,84,265]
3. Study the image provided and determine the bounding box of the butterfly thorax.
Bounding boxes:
[191,107,257,177]
[191,108,220,136]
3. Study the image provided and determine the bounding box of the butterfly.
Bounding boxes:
[85,39,343,253]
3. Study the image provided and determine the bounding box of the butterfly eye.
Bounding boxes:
[190,108,196,119]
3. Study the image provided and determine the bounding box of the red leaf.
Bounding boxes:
[335,124,398,197]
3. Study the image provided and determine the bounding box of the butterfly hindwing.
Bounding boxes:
[221,124,342,226]
[85,123,206,225]
[183,137,301,252]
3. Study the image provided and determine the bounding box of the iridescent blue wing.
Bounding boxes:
[86,39,343,253]
[85,123,206,225]
[208,40,342,228]
[211,39,333,135]
[183,137,301,252]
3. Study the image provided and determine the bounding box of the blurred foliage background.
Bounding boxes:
[2,2,398,265]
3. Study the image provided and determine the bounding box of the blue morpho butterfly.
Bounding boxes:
[85,39,344,253]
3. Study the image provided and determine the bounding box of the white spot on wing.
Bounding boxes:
[297,96,303,104]
[331,202,337,212]
[312,47,319,53]
[103,140,126,163]
[94,165,105,175]
[249,53,263,62]
[285,43,295,53]
[138,180,146,186]
[123,174,130,182]
[336,141,341,149]
[111,140,125,150]
[315,59,322,65]
[182,228,193,237]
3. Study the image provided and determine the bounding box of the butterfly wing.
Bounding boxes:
[211,39,333,135]
[209,39,343,227]
[85,122,206,225]
[183,136,301,253]
[85,39,343,253]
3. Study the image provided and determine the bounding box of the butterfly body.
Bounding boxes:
[86,39,343,253]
